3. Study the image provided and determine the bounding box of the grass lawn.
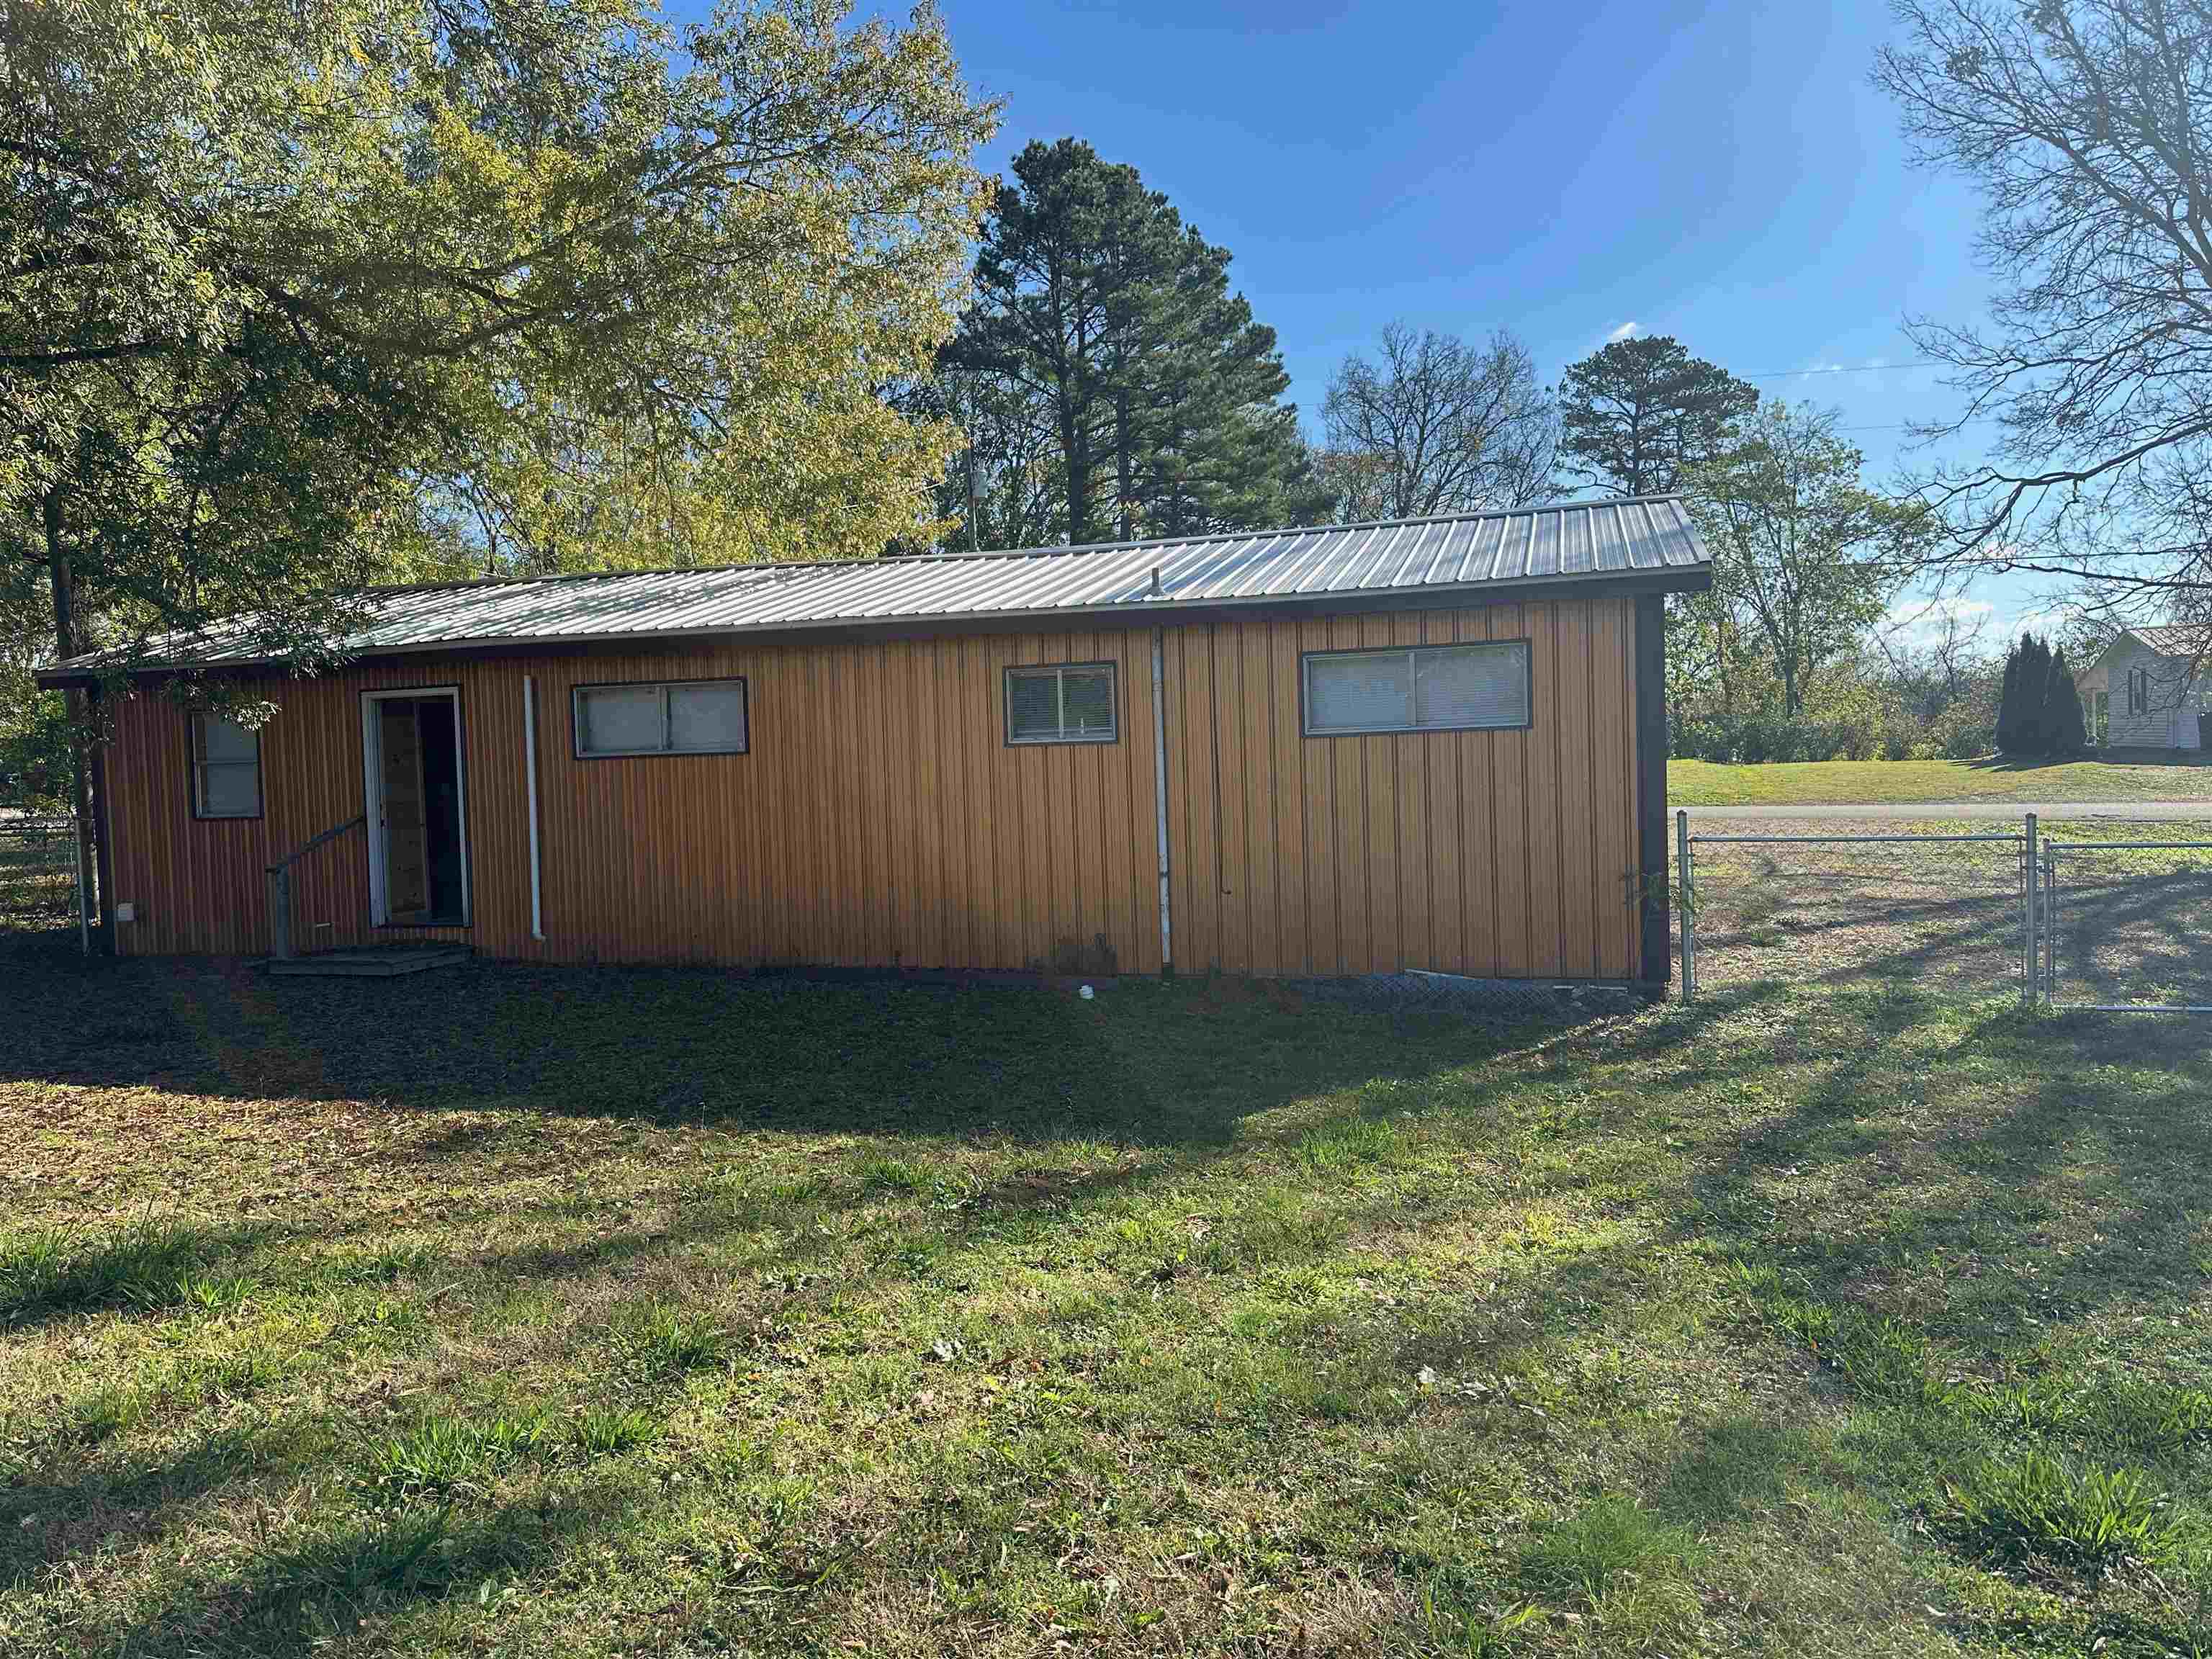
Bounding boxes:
[6,935,2212,1657]
[1671,754,2212,806]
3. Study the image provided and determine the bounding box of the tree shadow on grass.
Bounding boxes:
[0,937,1607,1152]
[1641,977,2212,1343]
[0,1217,279,1334]
[1,1423,282,1591]
[99,1488,630,1659]
[1964,751,2212,771]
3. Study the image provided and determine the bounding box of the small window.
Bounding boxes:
[1303,641,1531,736]
[1005,663,1118,745]
[573,679,747,757]
[2129,666,2150,716]
[190,712,261,819]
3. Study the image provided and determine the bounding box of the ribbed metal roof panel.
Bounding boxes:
[52,497,1709,673]
[2130,625,2206,657]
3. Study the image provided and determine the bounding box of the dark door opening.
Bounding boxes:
[372,695,468,925]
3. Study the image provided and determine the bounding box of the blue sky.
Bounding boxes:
[844,0,2044,642]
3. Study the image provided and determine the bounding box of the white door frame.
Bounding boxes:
[360,686,472,927]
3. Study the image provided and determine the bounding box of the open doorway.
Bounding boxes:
[361,688,471,926]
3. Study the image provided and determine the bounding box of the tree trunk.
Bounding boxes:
[45,491,104,949]
[1061,399,1091,544]
[1115,389,1135,542]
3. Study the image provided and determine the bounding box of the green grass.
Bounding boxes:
[5,930,2212,1655]
[1671,754,2212,806]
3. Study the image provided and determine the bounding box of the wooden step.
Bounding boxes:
[267,945,471,978]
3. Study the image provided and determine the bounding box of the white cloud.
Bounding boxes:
[1605,320,1640,343]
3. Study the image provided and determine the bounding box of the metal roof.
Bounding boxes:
[2129,625,2207,659]
[46,496,1709,676]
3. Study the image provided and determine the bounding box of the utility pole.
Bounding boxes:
[966,381,980,552]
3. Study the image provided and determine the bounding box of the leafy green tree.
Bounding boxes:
[945,138,1324,547]
[1557,335,1759,498]
[1683,403,1920,717]
[4,0,994,675]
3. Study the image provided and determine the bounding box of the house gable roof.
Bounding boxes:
[2129,625,2206,659]
[2080,624,2208,682]
[41,496,1710,682]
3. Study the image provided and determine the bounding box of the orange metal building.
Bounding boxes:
[42,502,1709,986]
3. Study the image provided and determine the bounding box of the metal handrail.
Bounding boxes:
[265,814,365,961]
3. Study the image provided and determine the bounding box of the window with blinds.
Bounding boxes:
[190,713,262,819]
[1303,641,1531,736]
[1005,663,1118,745]
[573,679,747,757]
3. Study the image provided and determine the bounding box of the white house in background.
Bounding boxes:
[2073,626,2208,750]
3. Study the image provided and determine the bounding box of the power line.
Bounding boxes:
[1835,416,2003,433]
[1743,359,1941,379]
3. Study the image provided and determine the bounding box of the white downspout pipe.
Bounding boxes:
[523,675,544,941]
[1151,627,1172,974]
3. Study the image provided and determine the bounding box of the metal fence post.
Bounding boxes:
[1676,809,1696,1002]
[2022,812,2038,1008]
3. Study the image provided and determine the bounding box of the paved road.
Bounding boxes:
[1678,800,2212,821]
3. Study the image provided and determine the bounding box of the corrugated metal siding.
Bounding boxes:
[63,499,1706,673]
[1154,598,1640,979]
[103,632,1164,973]
[99,598,1650,979]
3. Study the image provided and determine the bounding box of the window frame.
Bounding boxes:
[1300,639,1534,739]
[1002,661,1120,747]
[187,711,264,821]
[570,677,750,760]
[2128,665,2150,716]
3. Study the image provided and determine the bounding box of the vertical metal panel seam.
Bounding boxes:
[1150,626,1173,974]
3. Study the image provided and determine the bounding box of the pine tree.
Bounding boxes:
[1557,335,1760,496]
[2049,645,2090,753]
[1997,638,2023,753]
[945,139,1325,547]
[2026,634,2057,753]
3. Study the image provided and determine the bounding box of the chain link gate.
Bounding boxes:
[1677,809,2212,1014]
[1677,810,2033,1001]
[2036,829,2212,1014]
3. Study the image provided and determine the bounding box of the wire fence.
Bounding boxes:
[2041,834,2212,1013]
[1680,824,2029,997]
[1679,811,2212,1015]
[0,816,82,938]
